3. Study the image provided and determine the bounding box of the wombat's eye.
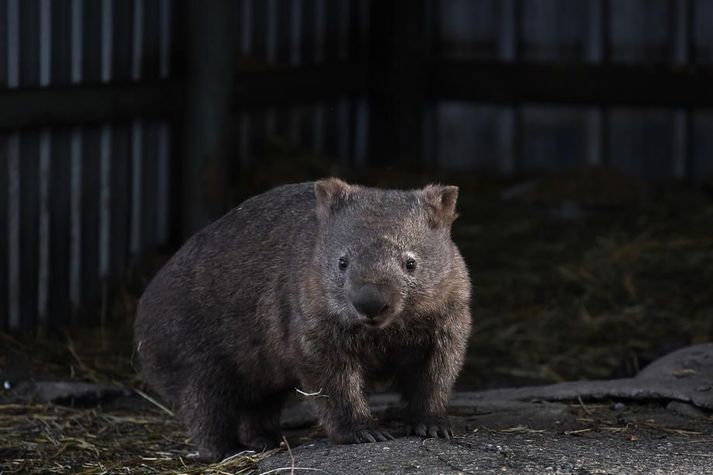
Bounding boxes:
[338,256,349,271]
[405,258,417,272]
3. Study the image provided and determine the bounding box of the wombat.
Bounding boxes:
[134,178,472,461]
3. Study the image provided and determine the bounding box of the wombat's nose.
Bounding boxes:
[351,284,390,319]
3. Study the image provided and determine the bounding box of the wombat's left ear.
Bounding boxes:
[314,177,353,218]
[423,184,459,227]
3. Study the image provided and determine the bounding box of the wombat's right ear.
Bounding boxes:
[314,178,353,218]
[423,184,459,227]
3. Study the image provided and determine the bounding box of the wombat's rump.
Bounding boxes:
[134,178,472,461]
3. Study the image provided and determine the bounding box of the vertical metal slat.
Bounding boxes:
[7,132,21,330]
[157,123,170,244]
[20,131,40,332]
[266,0,277,63]
[313,103,325,155]
[586,0,605,166]
[338,98,350,165]
[141,122,159,249]
[71,0,82,84]
[98,125,112,280]
[39,0,51,86]
[238,111,251,167]
[354,98,369,166]
[672,110,688,179]
[159,0,171,78]
[7,0,20,88]
[131,0,144,80]
[337,0,349,61]
[0,134,8,331]
[290,0,302,65]
[498,0,517,62]
[130,120,143,255]
[498,0,519,174]
[48,127,72,329]
[672,0,690,179]
[109,124,131,274]
[69,128,82,316]
[80,127,100,322]
[315,0,326,63]
[0,0,8,87]
[37,128,51,327]
[241,0,253,55]
[101,0,113,82]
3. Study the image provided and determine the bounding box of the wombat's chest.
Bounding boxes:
[358,340,427,382]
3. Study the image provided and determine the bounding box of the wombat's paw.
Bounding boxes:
[408,417,454,439]
[331,425,395,444]
[242,435,281,451]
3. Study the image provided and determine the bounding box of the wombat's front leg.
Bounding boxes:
[299,360,393,444]
[399,324,469,439]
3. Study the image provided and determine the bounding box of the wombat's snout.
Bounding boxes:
[350,284,392,323]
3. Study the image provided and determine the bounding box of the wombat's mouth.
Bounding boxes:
[358,313,395,329]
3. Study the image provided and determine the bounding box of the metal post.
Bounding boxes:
[180,0,237,236]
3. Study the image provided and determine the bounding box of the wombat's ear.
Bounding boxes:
[314,178,353,218]
[422,184,459,227]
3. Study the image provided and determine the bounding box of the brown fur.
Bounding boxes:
[134,178,472,461]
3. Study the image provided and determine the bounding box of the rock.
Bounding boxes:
[7,380,133,406]
[460,344,713,411]
[666,401,709,419]
[636,344,713,381]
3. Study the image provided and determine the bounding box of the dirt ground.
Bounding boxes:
[2,388,712,474]
[1,169,712,473]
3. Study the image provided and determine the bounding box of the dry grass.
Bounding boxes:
[454,173,713,388]
[2,169,712,472]
[0,403,280,474]
[0,332,281,474]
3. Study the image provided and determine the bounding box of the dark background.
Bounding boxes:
[1,0,712,389]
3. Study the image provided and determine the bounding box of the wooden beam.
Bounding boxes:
[429,60,713,108]
[0,81,181,130]
[233,64,367,108]
[368,0,427,165]
[4,61,713,132]
[0,65,366,131]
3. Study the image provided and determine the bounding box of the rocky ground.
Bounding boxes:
[2,344,712,474]
[258,344,713,474]
[260,427,713,475]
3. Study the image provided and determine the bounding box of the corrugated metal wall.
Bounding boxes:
[436,0,713,179]
[233,0,371,167]
[2,0,713,333]
[228,0,713,179]
[0,0,173,332]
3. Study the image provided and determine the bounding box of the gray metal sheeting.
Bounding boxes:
[436,0,713,176]
[2,0,713,332]
[1,0,173,331]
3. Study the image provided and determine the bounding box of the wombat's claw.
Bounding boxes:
[353,428,395,443]
[409,421,453,439]
[243,436,280,451]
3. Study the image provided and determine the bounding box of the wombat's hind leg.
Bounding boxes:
[238,391,287,450]
[180,378,243,461]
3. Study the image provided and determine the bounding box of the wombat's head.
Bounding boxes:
[312,178,461,329]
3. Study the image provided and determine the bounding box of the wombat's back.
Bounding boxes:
[134,182,317,396]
